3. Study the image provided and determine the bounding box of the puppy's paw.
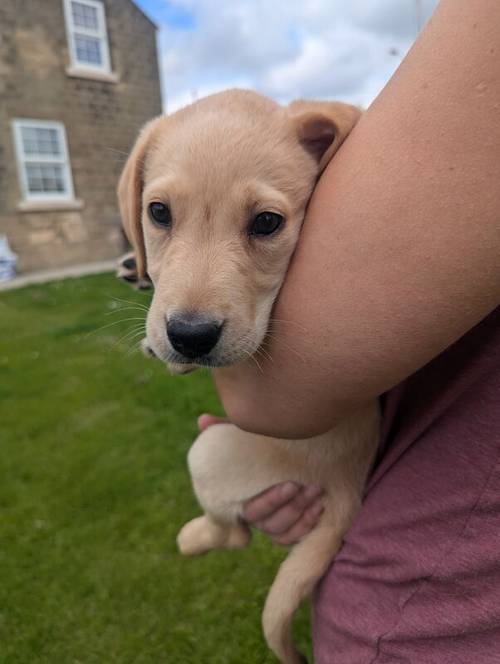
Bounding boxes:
[177,516,251,556]
[116,252,152,290]
[177,517,213,556]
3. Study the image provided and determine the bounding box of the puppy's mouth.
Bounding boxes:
[141,337,258,370]
[169,351,220,367]
[141,339,227,367]
[141,338,158,359]
[169,350,243,369]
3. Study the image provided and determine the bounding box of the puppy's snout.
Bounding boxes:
[167,313,222,359]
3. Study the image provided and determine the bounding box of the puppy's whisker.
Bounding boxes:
[267,341,305,365]
[87,317,147,338]
[250,354,264,375]
[255,346,274,365]
[124,338,145,358]
[241,348,264,375]
[113,322,145,339]
[108,296,150,311]
[268,318,308,334]
[121,335,148,356]
[105,306,149,316]
[114,326,147,347]
[264,332,307,364]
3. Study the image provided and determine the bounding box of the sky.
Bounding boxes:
[134,0,439,114]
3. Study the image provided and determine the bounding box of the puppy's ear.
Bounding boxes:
[288,101,361,173]
[117,117,162,279]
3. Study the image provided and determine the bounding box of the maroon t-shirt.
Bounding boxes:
[313,307,500,663]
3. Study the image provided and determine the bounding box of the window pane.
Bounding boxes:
[21,127,61,156]
[74,33,102,65]
[71,1,99,31]
[26,164,66,194]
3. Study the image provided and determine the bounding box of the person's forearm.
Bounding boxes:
[214,0,500,439]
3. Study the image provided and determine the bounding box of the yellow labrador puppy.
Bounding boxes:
[118,90,380,664]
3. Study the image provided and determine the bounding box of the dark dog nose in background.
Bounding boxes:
[167,313,222,359]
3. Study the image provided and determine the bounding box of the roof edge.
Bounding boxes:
[129,0,159,30]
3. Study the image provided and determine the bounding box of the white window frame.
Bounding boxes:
[11,120,76,204]
[63,0,111,74]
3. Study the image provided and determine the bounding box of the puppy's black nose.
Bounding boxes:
[167,314,222,359]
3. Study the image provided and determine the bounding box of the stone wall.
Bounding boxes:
[0,0,162,272]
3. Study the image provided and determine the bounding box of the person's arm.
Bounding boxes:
[213,0,500,440]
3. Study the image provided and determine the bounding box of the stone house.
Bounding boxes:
[0,0,162,272]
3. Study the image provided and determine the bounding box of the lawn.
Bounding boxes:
[0,273,311,663]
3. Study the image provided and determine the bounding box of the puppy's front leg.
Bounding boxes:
[177,514,251,556]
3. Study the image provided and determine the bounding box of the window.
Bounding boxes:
[63,0,111,73]
[12,120,76,203]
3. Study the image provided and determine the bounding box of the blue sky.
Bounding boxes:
[134,0,439,113]
[135,0,195,31]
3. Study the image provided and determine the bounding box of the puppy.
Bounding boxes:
[118,90,380,664]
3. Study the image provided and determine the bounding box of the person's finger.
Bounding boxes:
[197,413,228,432]
[242,482,301,523]
[271,499,325,547]
[255,485,324,535]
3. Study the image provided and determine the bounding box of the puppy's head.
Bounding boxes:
[118,90,360,370]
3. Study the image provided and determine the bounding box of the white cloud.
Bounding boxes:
[157,0,439,113]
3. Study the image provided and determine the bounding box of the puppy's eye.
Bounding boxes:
[148,202,172,228]
[249,212,284,237]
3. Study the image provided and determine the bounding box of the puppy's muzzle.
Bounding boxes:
[167,313,223,360]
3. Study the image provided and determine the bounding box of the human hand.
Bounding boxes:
[241,482,324,546]
[197,414,324,546]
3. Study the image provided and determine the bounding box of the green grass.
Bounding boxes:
[0,274,311,663]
